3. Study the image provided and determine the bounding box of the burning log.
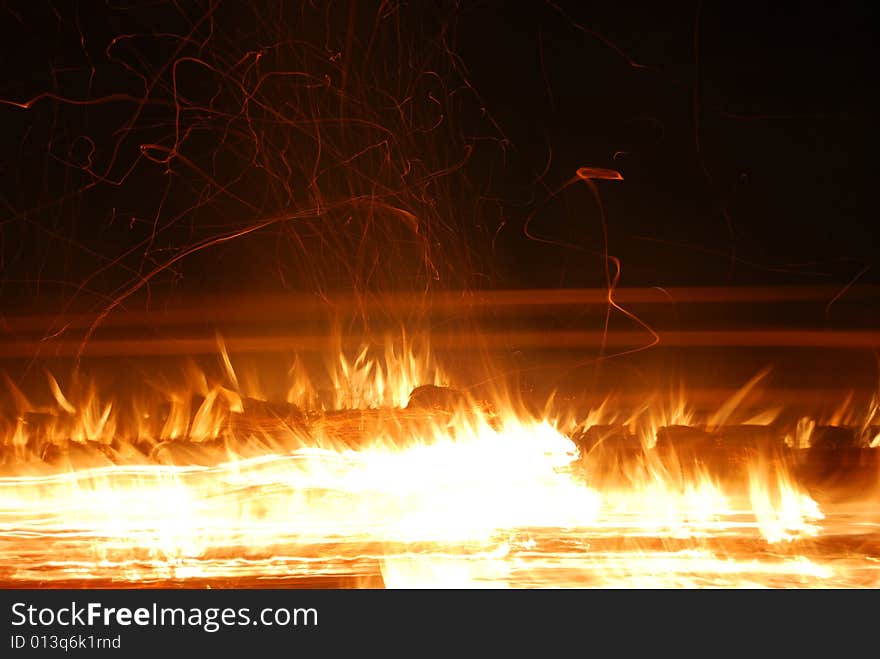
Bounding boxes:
[230,397,307,436]
[655,425,787,479]
[150,438,230,466]
[714,425,785,451]
[802,426,874,486]
[571,425,640,453]
[241,397,305,422]
[406,384,469,411]
[310,406,459,450]
[571,425,642,485]
[40,440,121,469]
[811,426,859,450]
[655,425,714,452]
[22,410,63,436]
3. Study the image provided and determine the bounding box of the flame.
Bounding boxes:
[748,462,823,544]
[326,331,445,410]
[0,333,878,588]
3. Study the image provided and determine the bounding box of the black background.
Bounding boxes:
[0,1,876,316]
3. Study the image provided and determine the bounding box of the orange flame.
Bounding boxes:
[0,333,878,588]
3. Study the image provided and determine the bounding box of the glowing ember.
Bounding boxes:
[0,335,878,588]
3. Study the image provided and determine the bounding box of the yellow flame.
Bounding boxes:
[0,334,877,588]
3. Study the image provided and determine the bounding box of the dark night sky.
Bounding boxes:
[0,1,877,315]
[454,1,878,288]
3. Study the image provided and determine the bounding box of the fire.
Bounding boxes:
[748,462,824,544]
[0,332,878,588]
